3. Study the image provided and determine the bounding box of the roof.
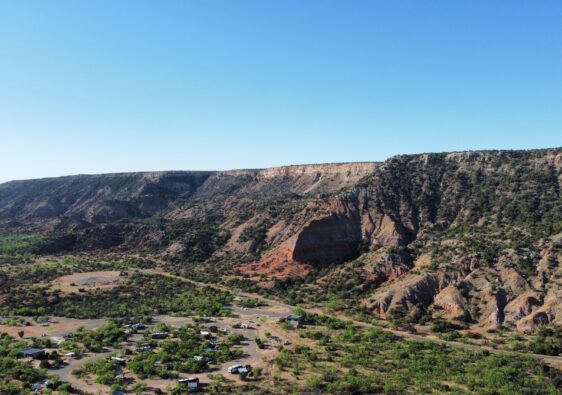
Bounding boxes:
[22,347,44,355]
[287,314,302,320]
[178,380,199,388]
[178,377,199,383]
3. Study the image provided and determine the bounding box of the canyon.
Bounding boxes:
[1,149,561,335]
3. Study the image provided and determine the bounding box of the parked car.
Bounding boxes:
[228,364,243,374]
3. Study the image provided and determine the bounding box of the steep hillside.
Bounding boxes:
[0,150,561,335]
[0,171,213,230]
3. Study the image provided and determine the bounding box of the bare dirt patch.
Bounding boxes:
[51,270,122,293]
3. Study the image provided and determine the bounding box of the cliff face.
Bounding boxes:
[0,150,561,333]
[257,162,377,177]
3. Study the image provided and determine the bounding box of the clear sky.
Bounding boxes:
[1,1,561,182]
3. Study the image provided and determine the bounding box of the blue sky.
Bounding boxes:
[1,1,561,182]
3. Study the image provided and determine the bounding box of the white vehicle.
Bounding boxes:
[228,364,243,374]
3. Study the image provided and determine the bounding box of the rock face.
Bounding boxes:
[1,149,561,333]
[434,286,467,316]
[292,214,361,265]
[368,274,442,316]
[196,162,379,198]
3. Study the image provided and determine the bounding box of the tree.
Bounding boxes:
[133,382,147,394]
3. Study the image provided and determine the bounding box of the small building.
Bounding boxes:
[200,330,210,337]
[237,366,250,374]
[286,314,303,328]
[21,347,45,360]
[178,377,199,389]
[151,332,169,339]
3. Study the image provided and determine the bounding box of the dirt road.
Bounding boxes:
[50,349,113,394]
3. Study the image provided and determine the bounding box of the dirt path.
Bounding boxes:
[50,349,113,393]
